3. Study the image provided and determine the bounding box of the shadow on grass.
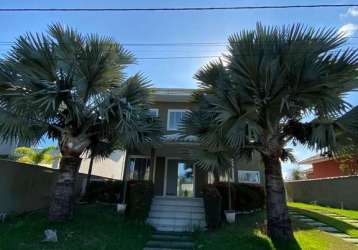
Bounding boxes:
[290,207,358,237]
[272,237,301,250]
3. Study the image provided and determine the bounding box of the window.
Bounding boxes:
[148,108,159,117]
[238,170,260,184]
[128,157,151,180]
[167,109,188,131]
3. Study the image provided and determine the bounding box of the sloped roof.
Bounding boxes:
[298,154,329,164]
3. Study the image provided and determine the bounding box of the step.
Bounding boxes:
[149,211,205,220]
[317,226,339,233]
[147,218,206,227]
[342,238,358,244]
[152,224,200,232]
[306,222,326,227]
[144,248,177,250]
[151,204,205,213]
[152,234,192,241]
[146,240,194,249]
[152,199,203,207]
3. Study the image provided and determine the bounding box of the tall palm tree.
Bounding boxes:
[0,24,161,221]
[14,146,59,165]
[183,24,358,240]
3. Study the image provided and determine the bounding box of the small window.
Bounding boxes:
[167,109,188,131]
[238,170,260,184]
[148,108,159,117]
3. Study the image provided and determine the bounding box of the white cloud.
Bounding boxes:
[347,7,358,17]
[338,23,358,37]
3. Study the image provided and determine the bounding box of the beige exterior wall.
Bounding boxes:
[79,150,126,180]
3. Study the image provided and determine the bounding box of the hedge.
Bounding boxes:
[203,185,222,229]
[213,182,265,213]
[125,180,154,221]
[84,180,123,203]
[234,183,265,211]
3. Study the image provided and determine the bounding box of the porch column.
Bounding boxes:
[149,147,156,182]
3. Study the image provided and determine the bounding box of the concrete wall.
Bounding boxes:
[0,142,17,155]
[286,175,358,209]
[0,160,111,214]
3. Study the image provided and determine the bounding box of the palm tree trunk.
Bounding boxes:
[85,155,95,194]
[213,169,220,183]
[263,155,294,240]
[48,155,82,221]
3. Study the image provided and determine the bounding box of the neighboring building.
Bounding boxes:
[299,154,358,179]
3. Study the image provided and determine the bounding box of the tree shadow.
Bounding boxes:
[271,237,301,250]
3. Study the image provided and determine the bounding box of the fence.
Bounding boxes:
[285,175,358,210]
[0,160,111,214]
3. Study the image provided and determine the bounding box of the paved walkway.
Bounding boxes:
[288,209,358,247]
[143,231,194,250]
[310,209,358,228]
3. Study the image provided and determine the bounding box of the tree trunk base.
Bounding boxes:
[264,155,294,241]
[48,156,82,222]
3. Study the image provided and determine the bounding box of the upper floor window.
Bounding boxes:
[167,109,189,131]
[238,170,260,184]
[148,108,159,117]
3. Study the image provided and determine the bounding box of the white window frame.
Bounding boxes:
[149,108,159,117]
[167,109,189,131]
[238,170,261,184]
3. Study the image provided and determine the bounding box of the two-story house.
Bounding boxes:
[81,88,264,194]
[125,88,206,198]
[124,88,264,197]
[81,88,264,231]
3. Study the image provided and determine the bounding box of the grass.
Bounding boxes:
[289,202,358,238]
[289,202,358,220]
[194,211,358,250]
[0,204,152,250]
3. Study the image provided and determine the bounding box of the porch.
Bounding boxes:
[124,142,208,198]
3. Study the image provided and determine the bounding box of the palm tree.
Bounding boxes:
[0,24,161,221]
[14,146,59,165]
[183,24,358,240]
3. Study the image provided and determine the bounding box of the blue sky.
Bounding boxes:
[1,0,357,178]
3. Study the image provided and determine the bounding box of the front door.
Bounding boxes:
[165,159,194,197]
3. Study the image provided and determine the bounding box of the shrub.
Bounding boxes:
[203,185,222,229]
[126,180,154,221]
[83,180,123,203]
[234,183,265,211]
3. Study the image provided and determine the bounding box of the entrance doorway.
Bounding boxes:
[165,159,194,197]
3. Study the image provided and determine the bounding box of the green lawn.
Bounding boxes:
[289,202,358,220]
[2,205,357,250]
[289,202,358,238]
[0,204,152,250]
[194,211,358,250]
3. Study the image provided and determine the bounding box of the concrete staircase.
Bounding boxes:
[146,196,206,232]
